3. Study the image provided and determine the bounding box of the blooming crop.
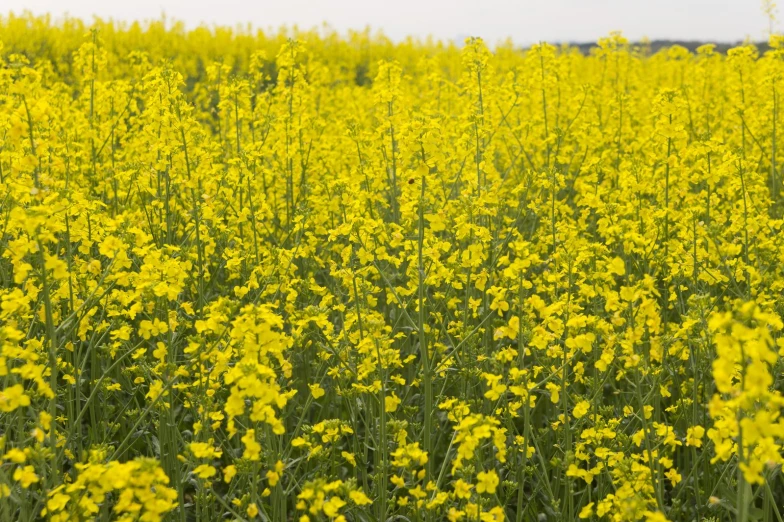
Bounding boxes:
[0,14,784,522]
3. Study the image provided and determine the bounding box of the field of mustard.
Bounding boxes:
[1,13,784,522]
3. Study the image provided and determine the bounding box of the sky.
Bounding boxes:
[4,0,774,46]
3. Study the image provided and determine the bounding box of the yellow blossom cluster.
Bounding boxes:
[2,13,784,522]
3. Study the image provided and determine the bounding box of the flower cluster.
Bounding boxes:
[1,13,784,522]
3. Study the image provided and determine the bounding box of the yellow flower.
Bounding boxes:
[349,490,372,506]
[267,460,284,486]
[309,383,325,399]
[0,385,30,413]
[341,451,356,466]
[448,508,465,522]
[189,441,222,459]
[608,257,626,276]
[453,478,472,499]
[578,502,594,519]
[685,426,705,447]
[47,492,70,512]
[146,380,166,401]
[475,470,499,495]
[385,393,401,412]
[242,429,261,461]
[193,464,216,479]
[572,400,590,419]
[98,235,125,258]
[545,382,560,404]
[323,496,346,518]
[4,448,26,464]
[665,468,682,486]
[13,466,39,488]
[643,511,671,522]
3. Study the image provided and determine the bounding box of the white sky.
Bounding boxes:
[4,0,774,46]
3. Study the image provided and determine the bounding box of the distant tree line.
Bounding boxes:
[565,39,770,55]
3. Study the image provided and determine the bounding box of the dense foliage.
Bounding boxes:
[1,13,784,522]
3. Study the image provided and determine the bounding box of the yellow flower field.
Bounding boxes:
[1,13,784,522]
